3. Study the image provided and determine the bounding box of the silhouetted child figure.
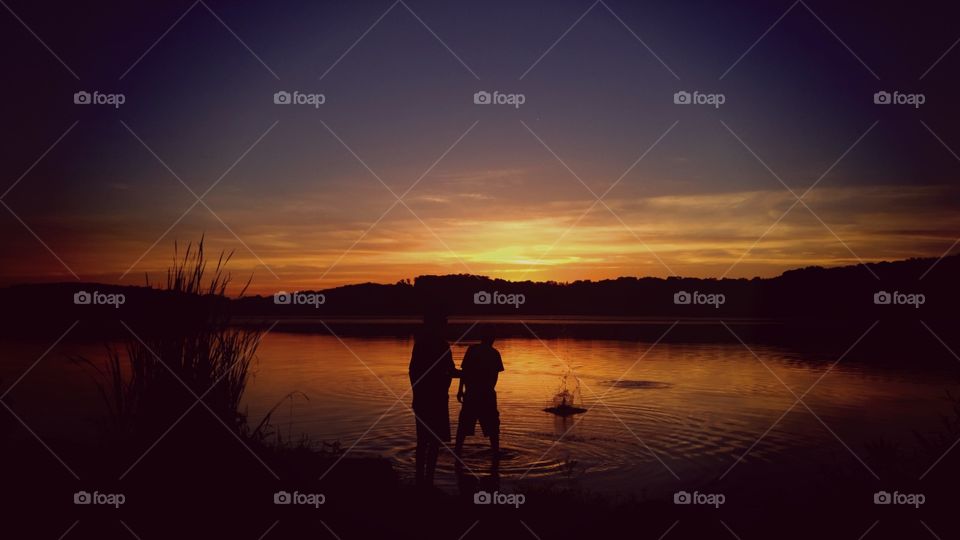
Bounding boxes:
[455,328,504,464]
[409,312,458,488]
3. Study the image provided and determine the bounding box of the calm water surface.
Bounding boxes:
[245,333,953,494]
[2,331,953,496]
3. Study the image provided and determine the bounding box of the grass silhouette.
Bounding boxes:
[77,237,264,443]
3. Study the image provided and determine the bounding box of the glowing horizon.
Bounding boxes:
[5,182,957,296]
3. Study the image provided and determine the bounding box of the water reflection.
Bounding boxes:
[237,333,953,494]
[0,332,951,495]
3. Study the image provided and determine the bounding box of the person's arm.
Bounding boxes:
[408,343,420,386]
[456,347,473,401]
[448,346,462,378]
[492,349,504,387]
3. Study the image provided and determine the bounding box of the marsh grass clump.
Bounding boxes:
[69,239,399,499]
[78,238,265,443]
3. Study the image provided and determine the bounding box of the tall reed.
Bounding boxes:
[82,238,263,441]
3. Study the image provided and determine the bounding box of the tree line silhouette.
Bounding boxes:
[3,255,956,328]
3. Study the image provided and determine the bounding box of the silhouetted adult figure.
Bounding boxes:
[454,327,504,467]
[408,312,459,487]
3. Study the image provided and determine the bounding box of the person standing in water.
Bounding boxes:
[454,327,504,464]
[408,312,459,487]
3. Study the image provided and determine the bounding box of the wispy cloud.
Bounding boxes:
[6,184,954,294]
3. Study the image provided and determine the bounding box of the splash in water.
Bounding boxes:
[544,370,587,416]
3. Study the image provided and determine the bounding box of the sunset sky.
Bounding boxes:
[1,0,958,294]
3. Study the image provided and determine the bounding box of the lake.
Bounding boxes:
[245,329,954,495]
[2,325,955,497]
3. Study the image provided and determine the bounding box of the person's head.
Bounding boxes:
[422,310,447,336]
[476,326,495,346]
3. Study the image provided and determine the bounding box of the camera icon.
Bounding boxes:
[274,91,291,105]
[474,291,492,305]
[673,291,691,305]
[673,91,691,105]
[473,91,491,105]
[74,491,92,504]
[274,491,291,504]
[873,291,891,305]
[274,292,291,305]
[74,91,91,105]
[74,291,92,305]
[673,490,691,504]
[873,91,891,105]
[474,490,492,504]
[873,490,891,504]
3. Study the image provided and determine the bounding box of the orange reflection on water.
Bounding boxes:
[242,332,951,493]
